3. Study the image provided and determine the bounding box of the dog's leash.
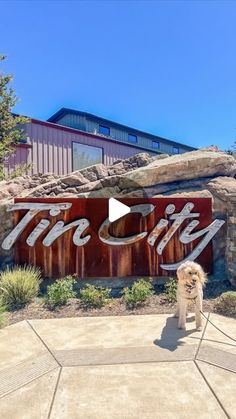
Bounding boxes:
[199,309,236,344]
[188,287,236,343]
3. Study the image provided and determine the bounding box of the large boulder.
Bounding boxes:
[118,150,236,189]
[119,177,213,198]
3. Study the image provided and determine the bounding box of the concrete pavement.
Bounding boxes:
[0,313,235,418]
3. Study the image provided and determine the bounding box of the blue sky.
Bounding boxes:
[1,0,235,149]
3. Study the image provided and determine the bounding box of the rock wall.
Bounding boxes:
[0,204,14,271]
[0,149,236,285]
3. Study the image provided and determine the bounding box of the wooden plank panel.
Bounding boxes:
[11,197,216,278]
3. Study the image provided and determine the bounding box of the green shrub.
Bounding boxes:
[0,303,7,328]
[214,291,236,316]
[164,278,178,303]
[122,279,154,307]
[80,284,111,308]
[9,163,33,179]
[45,276,76,307]
[0,266,41,308]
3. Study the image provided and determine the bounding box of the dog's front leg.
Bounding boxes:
[174,302,179,318]
[195,295,203,331]
[178,299,188,330]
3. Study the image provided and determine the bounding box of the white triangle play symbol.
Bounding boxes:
[109,198,131,222]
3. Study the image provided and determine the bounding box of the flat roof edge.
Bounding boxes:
[47,108,196,150]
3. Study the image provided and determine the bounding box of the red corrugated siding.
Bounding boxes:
[7,121,152,176]
[4,145,31,177]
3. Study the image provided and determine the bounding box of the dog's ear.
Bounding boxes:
[197,265,207,286]
[176,263,187,282]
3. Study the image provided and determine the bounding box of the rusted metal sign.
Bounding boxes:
[1,198,225,278]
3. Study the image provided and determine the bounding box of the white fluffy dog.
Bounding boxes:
[175,261,207,331]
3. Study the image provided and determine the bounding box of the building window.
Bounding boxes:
[18,135,31,145]
[128,133,137,143]
[72,142,103,170]
[172,146,179,154]
[152,141,160,149]
[99,125,110,136]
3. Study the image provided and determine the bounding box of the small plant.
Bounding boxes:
[122,279,154,307]
[214,291,236,316]
[0,266,41,308]
[9,163,33,179]
[80,284,111,308]
[45,276,76,307]
[164,278,178,303]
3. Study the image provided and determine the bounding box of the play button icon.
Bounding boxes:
[108,198,131,222]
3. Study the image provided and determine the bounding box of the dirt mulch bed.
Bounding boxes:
[6,280,234,326]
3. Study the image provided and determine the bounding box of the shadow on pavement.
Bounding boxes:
[153,315,196,352]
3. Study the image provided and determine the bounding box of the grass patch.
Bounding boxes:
[0,302,7,328]
[0,266,41,308]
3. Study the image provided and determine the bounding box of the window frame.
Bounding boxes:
[128,133,138,144]
[152,140,160,149]
[99,125,110,136]
[172,146,180,154]
[72,141,104,171]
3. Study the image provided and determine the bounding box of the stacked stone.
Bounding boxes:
[0,153,154,200]
[0,204,13,270]
[226,195,236,286]
[0,173,58,201]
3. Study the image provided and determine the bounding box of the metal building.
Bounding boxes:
[6,108,195,176]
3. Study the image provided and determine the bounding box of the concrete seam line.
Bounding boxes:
[26,320,61,367]
[60,359,194,368]
[47,367,62,419]
[193,360,230,419]
[200,312,236,343]
[195,358,236,375]
[194,312,210,360]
